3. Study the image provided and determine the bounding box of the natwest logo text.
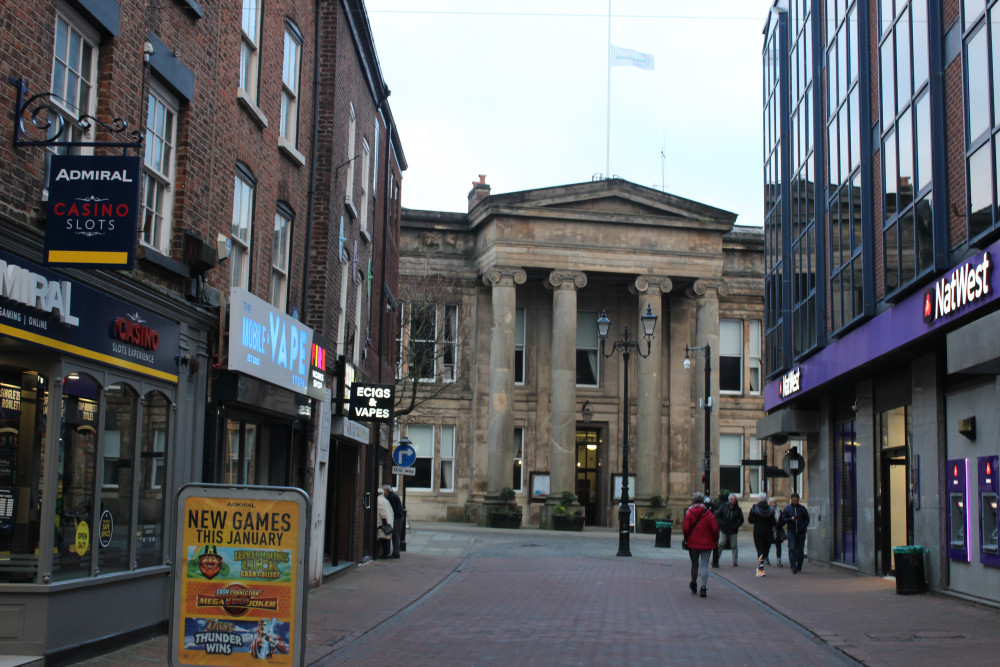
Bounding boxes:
[778,367,801,398]
[924,252,991,324]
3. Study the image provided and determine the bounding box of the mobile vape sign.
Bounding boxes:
[45,154,141,269]
[171,484,309,666]
[228,288,314,395]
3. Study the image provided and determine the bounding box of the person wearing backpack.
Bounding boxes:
[747,491,776,566]
[682,491,720,598]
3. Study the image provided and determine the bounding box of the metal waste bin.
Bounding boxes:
[893,545,928,594]
[655,521,673,548]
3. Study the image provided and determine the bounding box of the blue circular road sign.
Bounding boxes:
[392,443,417,467]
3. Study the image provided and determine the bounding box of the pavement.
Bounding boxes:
[51,521,1000,666]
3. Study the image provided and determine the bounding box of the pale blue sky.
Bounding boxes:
[367,0,773,226]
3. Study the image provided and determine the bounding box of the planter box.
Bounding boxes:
[489,512,522,529]
[552,515,585,531]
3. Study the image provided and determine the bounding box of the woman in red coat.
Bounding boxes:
[683,492,720,598]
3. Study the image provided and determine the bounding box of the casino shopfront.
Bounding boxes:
[0,241,213,657]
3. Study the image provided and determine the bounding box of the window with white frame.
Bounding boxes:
[440,425,455,491]
[748,436,763,495]
[270,205,292,309]
[442,304,458,382]
[406,424,433,490]
[338,261,349,356]
[372,119,380,198]
[749,320,763,395]
[512,427,524,491]
[576,311,599,386]
[231,166,255,289]
[50,5,99,153]
[240,0,262,102]
[359,139,371,231]
[141,82,178,253]
[719,433,743,495]
[353,273,363,365]
[719,319,743,393]
[345,104,356,209]
[280,20,302,145]
[514,307,526,384]
[409,303,436,380]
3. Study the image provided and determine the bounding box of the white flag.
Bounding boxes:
[610,45,654,70]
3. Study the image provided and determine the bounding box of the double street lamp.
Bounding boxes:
[597,304,658,557]
[683,345,712,497]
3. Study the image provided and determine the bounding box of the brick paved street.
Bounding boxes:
[65,521,1000,667]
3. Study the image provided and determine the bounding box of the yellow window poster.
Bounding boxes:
[171,485,308,667]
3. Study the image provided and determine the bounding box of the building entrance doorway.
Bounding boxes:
[877,406,913,575]
[576,429,602,525]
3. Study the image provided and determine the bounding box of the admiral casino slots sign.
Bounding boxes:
[171,485,309,667]
[45,154,142,269]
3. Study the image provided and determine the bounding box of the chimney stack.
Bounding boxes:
[468,174,490,211]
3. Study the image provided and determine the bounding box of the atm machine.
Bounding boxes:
[947,458,970,563]
[978,456,999,567]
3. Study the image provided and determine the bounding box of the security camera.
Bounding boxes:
[217,233,231,262]
[143,41,155,63]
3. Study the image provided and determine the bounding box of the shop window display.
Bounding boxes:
[54,373,100,581]
[0,367,47,584]
[98,383,138,575]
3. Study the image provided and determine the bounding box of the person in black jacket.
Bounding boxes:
[779,492,810,573]
[713,493,744,567]
[747,492,776,565]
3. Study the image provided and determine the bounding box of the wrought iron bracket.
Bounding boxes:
[9,76,143,153]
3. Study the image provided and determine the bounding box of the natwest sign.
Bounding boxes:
[924,251,992,324]
[778,367,801,398]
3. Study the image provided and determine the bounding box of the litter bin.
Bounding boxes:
[655,521,673,548]
[893,545,928,595]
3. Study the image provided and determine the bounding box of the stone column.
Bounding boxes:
[483,266,527,501]
[687,279,729,499]
[633,275,671,502]
[546,270,587,506]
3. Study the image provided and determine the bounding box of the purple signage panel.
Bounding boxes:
[765,240,1000,411]
[978,456,1000,567]
[0,249,179,383]
[947,458,970,563]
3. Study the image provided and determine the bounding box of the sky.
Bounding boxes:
[366,0,774,227]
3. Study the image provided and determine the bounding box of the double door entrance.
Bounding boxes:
[575,428,603,526]
[877,405,914,575]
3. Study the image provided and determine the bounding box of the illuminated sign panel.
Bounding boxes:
[924,251,991,324]
[778,367,801,398]
[228,288,313,395]
[348,383,394,423]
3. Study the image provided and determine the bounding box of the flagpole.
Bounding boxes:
[606,0,611,179]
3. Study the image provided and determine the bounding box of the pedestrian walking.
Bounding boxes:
[714,492,744,567]
[682,491,720,598]
[747,491,776,566]
[769,497,786,567]
[383,484,403,558]
[375,486,394,558]
[780,492,810,573]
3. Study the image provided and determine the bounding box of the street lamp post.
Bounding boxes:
[684,345,712,497]
[597,304,658,558]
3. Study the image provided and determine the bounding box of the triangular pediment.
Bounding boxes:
[469,178,737,231]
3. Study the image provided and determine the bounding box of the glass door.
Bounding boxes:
[575,429,601,525]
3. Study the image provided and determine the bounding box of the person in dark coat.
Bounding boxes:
[747,491,776,565]
[383,485,403,558]
[714,492,745,567]
[779,492,810,573]
[682,491,720,598]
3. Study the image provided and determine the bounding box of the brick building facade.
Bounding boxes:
[0,0,402,658]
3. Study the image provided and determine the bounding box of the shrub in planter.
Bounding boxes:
[490,486,522,528]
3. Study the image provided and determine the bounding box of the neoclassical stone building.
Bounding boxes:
[394,178,767,525]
